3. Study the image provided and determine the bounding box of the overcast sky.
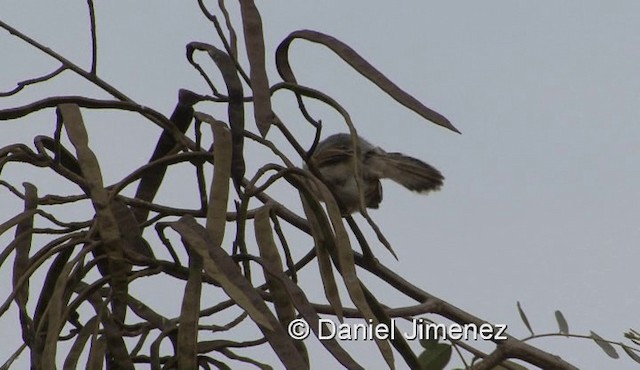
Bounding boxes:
[1,1,639,369]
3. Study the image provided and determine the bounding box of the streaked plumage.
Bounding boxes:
[309,133,443,214]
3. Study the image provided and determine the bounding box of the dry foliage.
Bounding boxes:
[2,2,635,370]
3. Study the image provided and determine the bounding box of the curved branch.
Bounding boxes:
[0,19,130,101]
[86,0,98,74]
[0,95,193,150]
[0,66,66,97]
[353,253,578,370]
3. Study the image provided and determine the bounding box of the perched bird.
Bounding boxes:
[308,133,443,215]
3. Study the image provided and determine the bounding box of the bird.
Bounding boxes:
[308,133,443,215]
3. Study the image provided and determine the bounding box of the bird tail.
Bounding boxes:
[370,152,444,193]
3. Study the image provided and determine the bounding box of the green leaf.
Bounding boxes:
[622,345,640,364]
[516,301,534,336]
[419,335,439,350]
[554,310,569,335]
[624,329,640,346]
[418,343,452,370]
[590,331,619,359]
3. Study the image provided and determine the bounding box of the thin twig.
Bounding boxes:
[0,19,131,101]
[0,66,66,97]
[86,0,98,74]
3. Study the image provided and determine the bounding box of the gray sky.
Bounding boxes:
[1,1,639,369]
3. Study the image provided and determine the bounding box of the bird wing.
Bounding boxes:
[311,146,355,167]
